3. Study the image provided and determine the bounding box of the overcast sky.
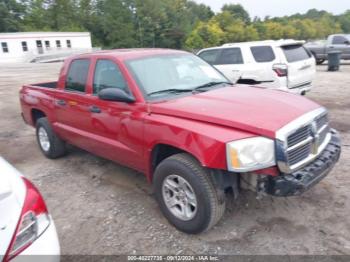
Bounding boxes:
[195,0,350,18]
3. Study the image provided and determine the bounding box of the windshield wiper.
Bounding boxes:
[192,81,232,92]
[148,88,193,97]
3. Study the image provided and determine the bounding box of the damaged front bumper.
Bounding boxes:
[263,131,341,197]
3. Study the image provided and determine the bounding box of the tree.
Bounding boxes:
[96,0,137,48]
[21,0,51,31]
[186,20,224,48]
[338,10,350,33]
[0,0,26,32]
[221,3,250,24]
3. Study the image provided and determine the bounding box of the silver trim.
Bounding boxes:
[276,107,330,173]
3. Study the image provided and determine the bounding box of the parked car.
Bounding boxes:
[305,34,350,64]
[197,40,316,95]
[0,157,60,261]
[19,49,341,234]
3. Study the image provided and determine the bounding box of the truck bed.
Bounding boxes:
[32,81,58,89]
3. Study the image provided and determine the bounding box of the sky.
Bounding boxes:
[195,0,350,18]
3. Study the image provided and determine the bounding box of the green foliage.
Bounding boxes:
[0,0,26,32]
[221,3,250,24]
[0,1,349,50]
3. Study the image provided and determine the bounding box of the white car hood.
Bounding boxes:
[0,158,26,258]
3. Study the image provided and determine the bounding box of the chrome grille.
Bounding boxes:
[316,114,328,130]
[287,125,310,147]
[288,141,312,165]
[276,108,332,173]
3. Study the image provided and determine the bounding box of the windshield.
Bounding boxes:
[126,53,229,98]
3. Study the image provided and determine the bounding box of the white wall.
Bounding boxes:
[0,32,93,63]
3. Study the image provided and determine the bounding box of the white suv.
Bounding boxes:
[197,40,316,95]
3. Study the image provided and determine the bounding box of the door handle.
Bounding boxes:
[89,105,101,114]
[56,99,66,106]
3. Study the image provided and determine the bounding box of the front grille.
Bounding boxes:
[287,125,310,147]
[288,142,312,165]
[285,112,330,169]
[316,114,328,130]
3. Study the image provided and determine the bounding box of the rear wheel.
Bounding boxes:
[153,153,226,234]
[36,117,66,159]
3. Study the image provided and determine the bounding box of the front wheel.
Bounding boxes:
[153,153,226,234]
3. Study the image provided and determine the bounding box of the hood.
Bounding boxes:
[150,86,321,138]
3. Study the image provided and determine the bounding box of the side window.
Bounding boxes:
[45,41,50,50]
[93,60,128,95]
[251,46,276,62]
[332,36,348,45]
[216,48,243,65]
[1,42,9,53]
[66,59,90,93]
[56,40,61,48]
[21,41,28,52]
[198,49,221,65]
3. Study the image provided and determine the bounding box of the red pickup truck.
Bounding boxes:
[20,49,341,234]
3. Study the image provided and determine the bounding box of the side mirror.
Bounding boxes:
[345,40,350,45]
[98,88,135,103]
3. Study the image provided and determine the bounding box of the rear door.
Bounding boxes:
[54,58,93,149]
[280,44,316,88]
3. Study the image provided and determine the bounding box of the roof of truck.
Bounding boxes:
[73,48,188,61]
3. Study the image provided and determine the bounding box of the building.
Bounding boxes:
[0,32,93,63]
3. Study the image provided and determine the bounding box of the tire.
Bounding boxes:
[153,153,226,234]
[311,52,325,65]
[36,117,66,159]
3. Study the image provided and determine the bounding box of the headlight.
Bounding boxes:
[226,137,276,172]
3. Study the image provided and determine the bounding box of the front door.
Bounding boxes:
[82,59,145,171]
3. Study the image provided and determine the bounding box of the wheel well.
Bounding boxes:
[151,144,185,173]
[237,79,261,85]
[31,109,46,125]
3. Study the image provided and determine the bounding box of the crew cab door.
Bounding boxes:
[54,58,93,147]
[82,59,145,171]
[280,44,316,89]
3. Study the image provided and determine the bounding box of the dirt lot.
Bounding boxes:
[0,62,349,255]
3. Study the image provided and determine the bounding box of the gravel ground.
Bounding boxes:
[0,62,349,255]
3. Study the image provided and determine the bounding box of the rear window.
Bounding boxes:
[250,46,275,62]
[66,59,90,92]
[282,45,311,63]
[216,48,243,65]
[198,49,221,65]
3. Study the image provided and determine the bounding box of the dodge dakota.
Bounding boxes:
[20,49,341,234]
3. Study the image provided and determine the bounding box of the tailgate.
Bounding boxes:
[281,45,316,88]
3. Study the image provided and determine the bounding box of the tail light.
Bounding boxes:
[4,178,50,261]
[273,63,288,77]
